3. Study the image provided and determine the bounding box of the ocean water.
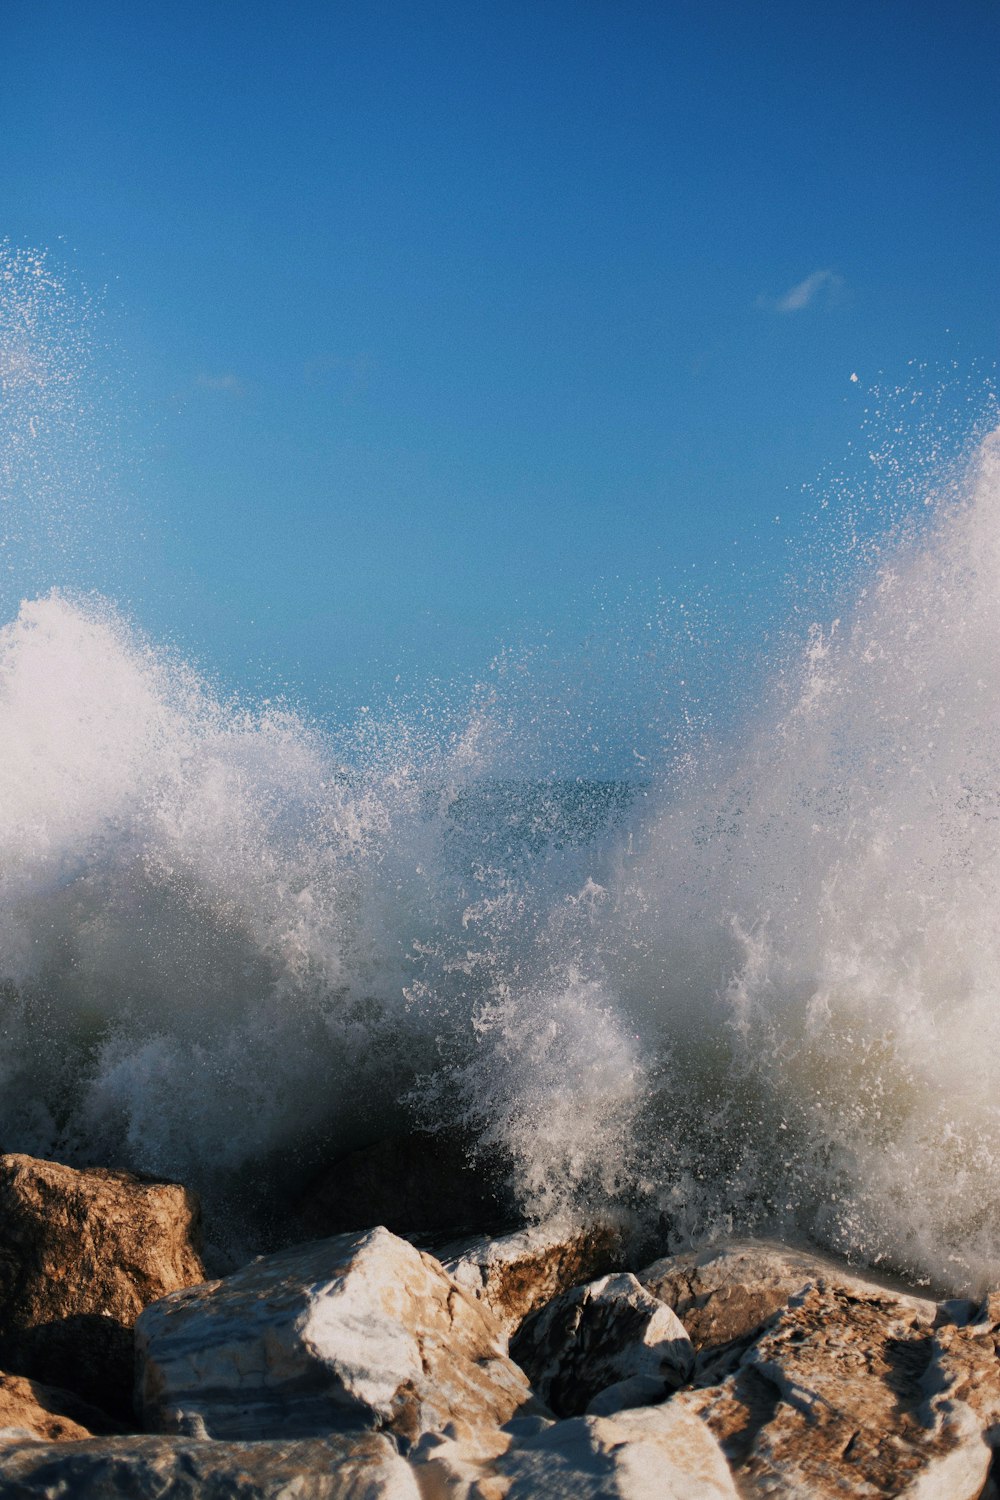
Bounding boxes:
[3,245,1000,1290]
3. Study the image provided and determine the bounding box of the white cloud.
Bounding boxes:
[194,372,246,395]
[757,269,844,314]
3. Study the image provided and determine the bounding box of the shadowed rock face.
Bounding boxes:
[510,1272,694,1418]
[0,1371,125,1443]
[0,1154,205,1419]
[0,1433,418,1499]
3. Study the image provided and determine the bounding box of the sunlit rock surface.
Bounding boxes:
[639,1237,935,1366]
[412,1403,740,1499]
[660,1255,997,1498]
[4,1212,1000,1498]
[0,1153,205,1418]
[136,1226,536,1443]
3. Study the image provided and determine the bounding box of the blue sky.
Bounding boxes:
[2,0,999,762]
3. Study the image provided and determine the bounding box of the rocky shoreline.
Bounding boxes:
[0,1152,997,1497]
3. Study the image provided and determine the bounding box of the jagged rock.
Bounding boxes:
[296,1133,508,1240]
[136,1226,537,1443]
[408,1423,513,1500]
[509,1272,694,1418]
[931,1290,1000,1429]
[438,1221,626,1336]
[0,1432,418,1498]
[673,1278,995,1498]
[411,1402,740,1498]
[0,1154,205,1418]
[0,1371,123,1443]
[639,1237,932,1380]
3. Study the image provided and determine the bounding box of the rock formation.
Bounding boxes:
[510,1272,694,1417]
[438,1220,626,1334]
[0,1371,123,1444]
[1,1157,1000,1498]
[136,1226,538,1442]
[0,1154,205,1418]
[0,1433,417,1498]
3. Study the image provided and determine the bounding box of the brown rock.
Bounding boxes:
[0,1370,124,1443]
[438,1220,627,1336]
[639,1237,931,1382]
[675,1279,993,1498]
[931,1291,1000,1431]
[0,1154,205,1420]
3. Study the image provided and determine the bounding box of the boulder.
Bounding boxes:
[136,1226,537,1443]
[931,1290,1000,1430]
[0,1154,205,1419]
[0,1432,418,1498]
[639,1237,934,1381]
[0,1412,738,1499]
[438,1221,626,1337]
[0,1370,123,1444]
[411,1403,740,1499]
[674,1278,995,1498]
[494,1404,741,1499]
[509,1272,693,1418]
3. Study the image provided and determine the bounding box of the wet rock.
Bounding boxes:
[0,1371,123,1443]
[296,1133,508,1240]
[438,1221,626,1337]
[674,1278,994,1498]
[0,1432,418,1498]
[0,1153,205,1419]
[509,1272,693,1418]
[137,1226,537,1443]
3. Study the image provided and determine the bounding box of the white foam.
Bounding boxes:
[596,433,1000,1290]
[6,242,1000,1291]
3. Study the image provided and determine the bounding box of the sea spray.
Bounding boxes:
[590,431,1000,1290]
[0,589,642,1246]
[5,242,1000,1289]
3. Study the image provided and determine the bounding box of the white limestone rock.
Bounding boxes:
[136,1227,535,1444]
[410,1401,740,1499]
[496,1404,740,1499]
[509,1272,694,1417]
[0,1433,418,1498]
